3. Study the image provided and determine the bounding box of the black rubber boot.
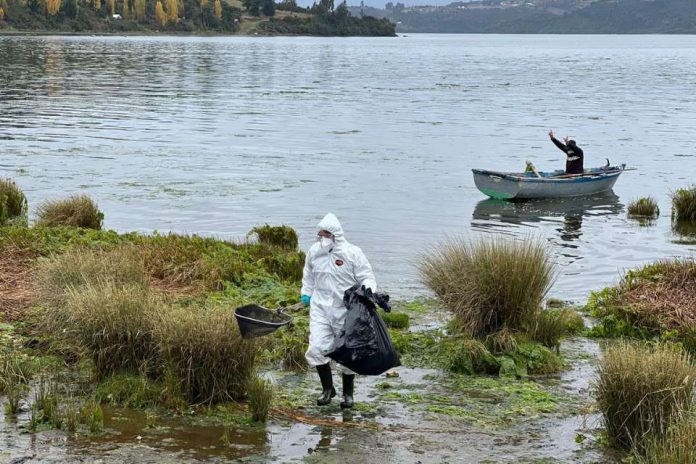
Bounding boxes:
[316,363,335,406]
[340,374,354,409]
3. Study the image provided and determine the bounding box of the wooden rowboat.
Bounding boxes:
[472,165,627,200]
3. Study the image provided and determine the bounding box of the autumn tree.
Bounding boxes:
[107,0,115,14]
[46,0,61,16]
[93,0,101,11]
[133,0,145,20]
[165,0,177,21]
[121,0,129,18]
[155,0,166,26]
[213,0,221,19]
[200,0,207,7]
[0,7,5,20]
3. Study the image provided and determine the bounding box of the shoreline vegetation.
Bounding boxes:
[1,178,696,461]
[0,0,396,36]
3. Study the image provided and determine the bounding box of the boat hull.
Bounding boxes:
[472,168,623,200]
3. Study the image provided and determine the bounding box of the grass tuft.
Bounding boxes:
[156,307,258,404]
[0,178,28,226]
[419,236,555,336]
[379,310,410,329]
[596,342,696,451]
[248,224,299,251]
[59,282,164,377]
[36,194,104,230]
[247,375,273,422]
[671,186,696,222]
[627,197,660,218]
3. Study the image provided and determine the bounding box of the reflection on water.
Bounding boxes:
[672,220,696,245]
[472,192,624,247]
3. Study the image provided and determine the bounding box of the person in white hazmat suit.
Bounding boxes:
[300,213,376,409]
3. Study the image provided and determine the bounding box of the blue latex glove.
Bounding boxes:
[300,294,311,307]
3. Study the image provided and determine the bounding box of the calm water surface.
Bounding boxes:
[2,34,696,300]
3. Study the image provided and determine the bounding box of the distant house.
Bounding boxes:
[112,13,122,19]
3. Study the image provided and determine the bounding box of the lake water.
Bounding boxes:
[2,34,696,301]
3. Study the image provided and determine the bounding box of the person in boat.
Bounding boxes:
[300,213,376,409]
[548,130,584,174]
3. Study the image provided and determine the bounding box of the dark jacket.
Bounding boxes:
[551,136,584,174]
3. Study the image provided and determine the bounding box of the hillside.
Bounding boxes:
[349,0,696,34]
[0,0,396,35]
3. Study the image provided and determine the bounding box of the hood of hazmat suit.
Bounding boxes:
[302,213,376,373]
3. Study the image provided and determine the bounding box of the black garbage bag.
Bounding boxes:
[326,284,401,376]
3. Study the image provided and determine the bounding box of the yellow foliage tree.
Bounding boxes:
[133,0,145,20]
[199,0,206,7]
[121,0,129,18]
[165,0,177,21]
[155,0,167,26]
[107,0,115,14]
[93,0,101,10]
[0,7,5,20]
[213,0,221,19]
[46,0,61,16]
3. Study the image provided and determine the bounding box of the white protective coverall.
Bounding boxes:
[301,213,377,373]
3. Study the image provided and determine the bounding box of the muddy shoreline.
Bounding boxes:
[1,299,622,464]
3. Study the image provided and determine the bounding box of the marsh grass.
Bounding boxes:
[527,309,566,352]
[379,310,410,329]
[65,400,79,433]
[141,234,247,291]
[0,348,31,394]
[36,194,104,230]
[628,197,660,218]
[33,375,60,426]
[4,383,22,415]
[637,412,696,464]
[0,178,28,226]
[248,225,299,250]
[671,186,696,222]
[419,236,555,336]
[60,282,164,377]
[247,376,273,422]
[587,259,696,350]
[485,327,517,354]
[596,342,696,451]
[271,322,308,371]
[37,245,147,309]
[156,307,258,404]
[80,400,103,433]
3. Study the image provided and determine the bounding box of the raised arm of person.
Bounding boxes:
[548,130,567,152]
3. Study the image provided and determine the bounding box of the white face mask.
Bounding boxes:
[319,237,334,250]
